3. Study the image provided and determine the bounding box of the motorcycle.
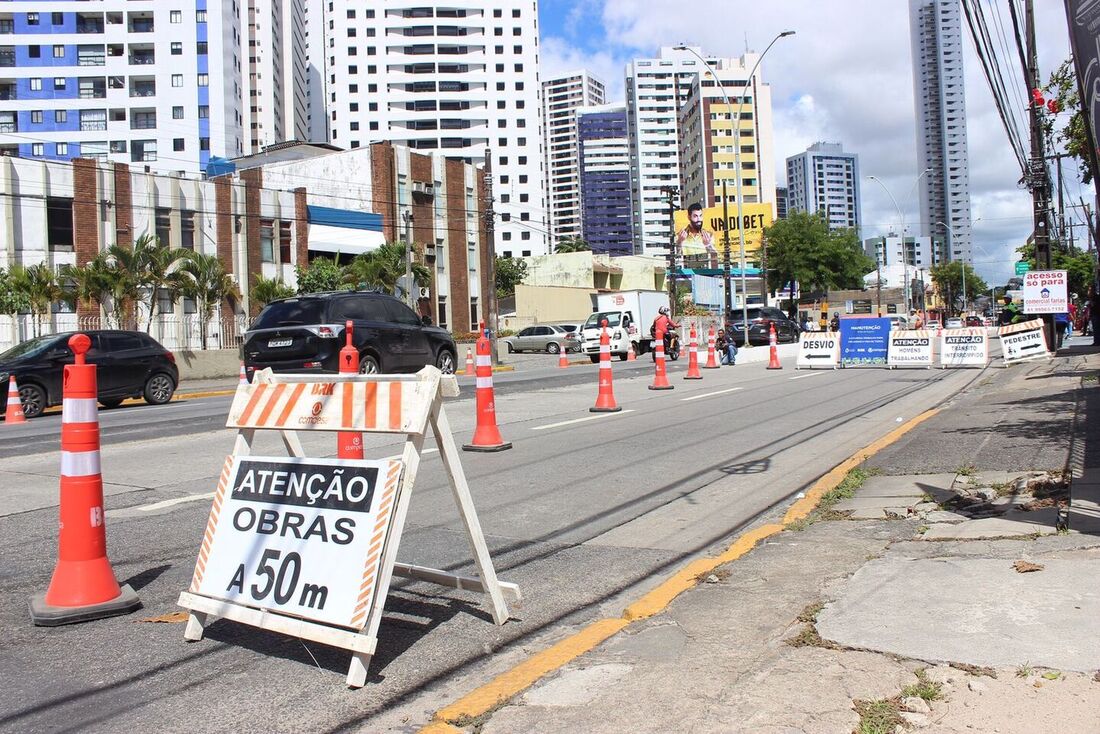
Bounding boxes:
[651,330,681,361]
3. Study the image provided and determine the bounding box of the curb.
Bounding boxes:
[418,408,941,732]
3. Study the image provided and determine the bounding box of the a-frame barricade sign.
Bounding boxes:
[177,367,519,688]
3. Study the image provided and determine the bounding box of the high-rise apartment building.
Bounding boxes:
[541,70,605,247]
[775,186,788,220]
[629,47,775,257]
[321,1,546,256]
[785,142,861,231]
[246,0,309,150]
[0,3,246,171]
[910,0,971,262]
[577,104,631,255]
[864,234,942,269]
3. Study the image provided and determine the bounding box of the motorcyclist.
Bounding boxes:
[829,312,840,332]
[651,306,680,353]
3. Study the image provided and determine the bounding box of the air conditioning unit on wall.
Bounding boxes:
[418,287,430,298]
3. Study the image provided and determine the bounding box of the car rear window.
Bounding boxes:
[252,299,326,329]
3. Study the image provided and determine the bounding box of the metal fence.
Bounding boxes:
[0,314,250,353]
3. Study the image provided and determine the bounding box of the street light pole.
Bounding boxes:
[676,32,794,346]
[867,176,908,316]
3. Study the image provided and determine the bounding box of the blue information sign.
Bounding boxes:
[839,318,890,366]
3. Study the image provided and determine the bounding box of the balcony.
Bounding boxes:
[129,50,155,65]
[129,77,155,98]
[78,78,106,99]
[0,18,12,35]
[77,13,104,33]
[127,13,154,33]
[0,114,15,133]
[78,46,106,66]
[0,84,16,101]
[0,47,13,68]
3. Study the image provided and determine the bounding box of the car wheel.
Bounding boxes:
[617,351,629,361]
[99,398,124,409]
[143,373,176,405]
[18,383,46,419]
[547,342,560,354]
[436,349,456,374]
[589,355,600,364]
[506,342,514,354]
[358,354,380,375]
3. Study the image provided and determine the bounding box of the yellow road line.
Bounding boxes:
[420,407,941,732]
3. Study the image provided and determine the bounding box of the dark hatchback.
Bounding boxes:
[242,291,458,377]
[728,306,801,345]
[0,330,179,419]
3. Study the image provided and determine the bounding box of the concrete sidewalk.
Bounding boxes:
[427,340,1100,733]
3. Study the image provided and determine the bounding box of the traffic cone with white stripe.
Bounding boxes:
[558,340,570,368]
[463,348,475,376]
[626,342,637,361]
[463,323,512,452]
[590,320,621,412]
[238,361,248,385]
[766,323,783,370]
[337,320,363,460]
[703,326,720,369]
[649,327,674,390]
[684,325,703,379]
[30,333,140,625]
[5,375,27,424]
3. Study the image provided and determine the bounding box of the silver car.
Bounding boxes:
[504,324,579,354]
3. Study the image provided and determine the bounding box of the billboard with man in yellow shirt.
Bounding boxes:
[674,202,773,268]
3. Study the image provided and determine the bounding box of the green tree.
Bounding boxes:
[295,257,348,294]
[9,263,64,336]
[0,267,31,317]
[178,251,240,349]
[250,274,295,308]
[1044,60,1095,184]
[764,212,874,299]
[554,236,591,253]
[930,262,989,316]
[494,256,527,297]
[1016,240,1095,301]
[341,243,430,296]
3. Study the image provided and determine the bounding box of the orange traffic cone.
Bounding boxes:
[238,361,248,385]
[703,325,720,369]
[463,323,512,452]
[30,333,140,625]
[590,320,621,412]
[463,348,475,376]
[649,327,674,390]
[684,325,703,379]
[767,323,782,370]
[558,340,570,368]
[337,320,363,460]
[626,343,637,361]
[5,375,27,424]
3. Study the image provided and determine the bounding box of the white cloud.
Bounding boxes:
[539,0,1093,287]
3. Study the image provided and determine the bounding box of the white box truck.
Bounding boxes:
[580,290,671,362]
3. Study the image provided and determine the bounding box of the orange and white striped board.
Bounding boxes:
[940,327,989,368]
[998,318,1051,364]
[178,365,516,688]
[189,455,403,631]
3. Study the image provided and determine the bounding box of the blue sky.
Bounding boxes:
[534,0,1090,288]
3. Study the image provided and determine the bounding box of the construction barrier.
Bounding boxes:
[649,327,673,390]
[463,323,512,452]
[888,329,934,369]
[684,326,703,379]
[795,333,839,370]
[703,326,720,369]
[5,375,26,424]
[999,318,1052,364]
[766,324,782,370]
[940,328,989,368]
[590,321,621,413]
[29,334,140,625]
[178,365,518,687]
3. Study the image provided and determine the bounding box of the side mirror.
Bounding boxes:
[421,314,433,326]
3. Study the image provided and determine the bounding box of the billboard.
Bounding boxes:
[673,203,773,267]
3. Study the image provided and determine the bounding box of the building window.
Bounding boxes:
[260,219,275,262]
[28,45,41,58]
[172,74,183,87]
[199,137,209,150]
[181,211,195,250]
[53,45,65,58]
[196,41,207,55]
[198,105,209,118]
[31,111,43,123]
[154,207,170,245]
[171,10,182,23]
[132,139,157,162]
[197,74,208,87]
[173,138,184,151]
[30,78,42,91]
[172,106,184,119]
[279,221,292,262]
[53,78,66,90]
[31,143,44,156]
[171,42,182,55]
[196,10,207,23]
[27,13,39,26]
[46,197,74,250]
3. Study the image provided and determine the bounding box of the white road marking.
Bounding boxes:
[789,372,827,380]
[133,492,215,512]
[680,387,744,402]
[532,410,635,431]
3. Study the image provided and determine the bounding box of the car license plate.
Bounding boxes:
[267,338,292,348]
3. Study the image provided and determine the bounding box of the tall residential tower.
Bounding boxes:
[910,0,972,262]
[577,103,632,255]
[785,142,861,231]
[541,70,605,247]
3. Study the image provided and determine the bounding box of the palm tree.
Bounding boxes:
[60,255,116,325]
[251,274,295,308]
[9,263,64,336]
[178,251,240,349]
[341,242,431,296]
[104,233,190,332]
[555,237,591,254]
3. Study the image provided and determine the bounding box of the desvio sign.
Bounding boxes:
[839,318,890,366]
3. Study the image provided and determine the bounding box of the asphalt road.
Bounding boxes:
[0,356,988,732]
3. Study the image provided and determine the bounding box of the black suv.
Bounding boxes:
[243,291,457,376]
[728,307,801,345]
[0,330,179,419]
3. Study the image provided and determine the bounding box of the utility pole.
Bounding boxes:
[403,209,415,309]
[721,179,732,329]
[663,186,679,317]
[876,238,883,317]
[1025,0,1055,348]
[483,148,499,365]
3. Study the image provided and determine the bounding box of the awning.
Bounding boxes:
[307,224,386,256]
